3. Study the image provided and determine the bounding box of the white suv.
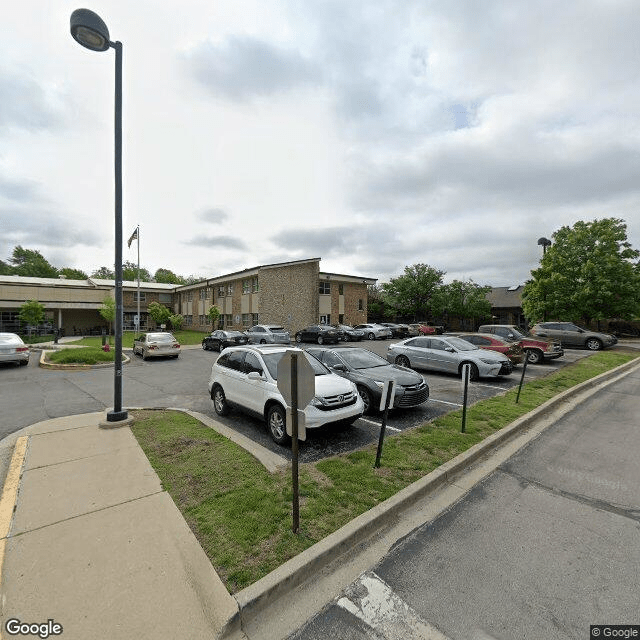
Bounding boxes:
[208,345,364,445]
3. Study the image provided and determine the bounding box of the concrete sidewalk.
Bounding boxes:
[0,413,240,640]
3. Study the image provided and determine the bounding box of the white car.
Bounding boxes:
[132,332,181,360]
[353,323,393,340]
[208,345,364,445]
[0,333,30,366]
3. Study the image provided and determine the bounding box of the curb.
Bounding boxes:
[230,356,640,628]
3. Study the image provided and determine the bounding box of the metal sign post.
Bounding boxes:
[515,356,528,403]
[375,380,396,468]
[277,350,315,534]
[461,363,470,433]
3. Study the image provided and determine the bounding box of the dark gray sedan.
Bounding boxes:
[306,346,429,414]
[202,330,248,352]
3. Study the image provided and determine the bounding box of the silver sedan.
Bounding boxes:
[387,335,513,381]
[353,323,393,340]
[0,333,30,366]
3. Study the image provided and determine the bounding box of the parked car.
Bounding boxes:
[379,323,410,338]
[529,322,617,351]
[295,325,342,345]
[478,324,564,364]
[453,333,524,365]
[202,330,248,352]
[132,332,181,360]
[387,335,513,380]
[306,346,429,414]
[208,345,364,445]
[0,333,30,366]
[244,325,290,345]
[407,324,444,336]
[332,324,365,342]
[353,323,393,340]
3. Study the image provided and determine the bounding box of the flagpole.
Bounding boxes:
[136,225,140,332]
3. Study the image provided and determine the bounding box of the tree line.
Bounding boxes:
[373,218,640,329]
[0,246,199,285]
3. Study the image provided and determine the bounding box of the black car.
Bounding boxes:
[202,330,248,352]
[295,325,342,345]
[380,323,410,338]
[306,346,429,414]
[333,324,365,341]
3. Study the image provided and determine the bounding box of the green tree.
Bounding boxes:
[59,267,88,280]
[0,259,13,275]
[154,268,186,284]
[122,261,152,282]
[169,314,184,331]
[91,266,115,279]
[522,218,640,324]
[99,296,116,335]
[207,305,221,328]
[366,284,389,322]
[9,246,58,278]
[432,280,492,326]
[147,301,171,328]
[381,264,445,320]
[19,300,45,335]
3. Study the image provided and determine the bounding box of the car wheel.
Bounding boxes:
[215,342,221,352]
[317,335,324,345]
[267,405,289,445]
[295,335,302,343]
[526,349,543,364]
[211,385,230,416]
[19,359,28,366]
[368,332,375,340]
[395,355,411,368]
[461,362,479,381]
[357,385,373,414]
[260,339,267,344]
[586,338,602,351]
[202,342,208,351]
[142,350,148,361]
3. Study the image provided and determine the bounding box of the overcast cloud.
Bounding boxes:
[1,1,639,286]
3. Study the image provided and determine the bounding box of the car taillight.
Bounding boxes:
[173,344,180,348]
[17,347,29,352]
[149,345,158,350]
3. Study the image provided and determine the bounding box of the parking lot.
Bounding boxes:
[0,338,593,461]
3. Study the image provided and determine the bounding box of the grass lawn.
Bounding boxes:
[130,351,638,594]
[68,330,209,349]
[47,347,115,364]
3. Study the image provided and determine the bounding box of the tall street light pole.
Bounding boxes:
[537,237,552,322]
[71,9,128,422]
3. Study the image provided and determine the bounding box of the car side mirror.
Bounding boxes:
[578,328,584,333]
[331,364,347,372]
[507,333,514,339]
[446,347,455,352]
[247,371,263,380]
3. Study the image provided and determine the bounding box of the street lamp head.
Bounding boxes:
[70,8,111,51]
[537,237,551,247]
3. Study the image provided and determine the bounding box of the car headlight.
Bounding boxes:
[374,380,384,389]
[311,396,327,408]
[479,358,495,364]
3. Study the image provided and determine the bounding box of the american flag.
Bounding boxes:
[127,227,138,248]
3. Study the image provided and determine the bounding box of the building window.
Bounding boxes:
[199,288,210,300]
[252,277,259,292]
[159,293,171,303]
[227,284,234,296]
[339,284,344,295]
[242,313,252,327]
[218,285,225,297]
[219,315,225,328]
[320,314,331,324]
[242,280,251,294]
[319,281,330,295]
[225,314,233,326]
[199,315,205,325]
[133,292,146,302]
[185,315,193,326]
[186,291,193,302]
[339,314,344,323]
[358,299,364,311]
[252,313,259,324]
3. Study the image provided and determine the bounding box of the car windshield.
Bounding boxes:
[0,334,22,345]
[446,337,477,351]
[262,351,328,379]
[508,328,528,339]
[268,327,286,332]
[340,349,389,369]
[147,333,175,343]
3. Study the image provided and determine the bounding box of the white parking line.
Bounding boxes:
[474,383,509,391]
[358,417,401,432]
[429,398,463,407]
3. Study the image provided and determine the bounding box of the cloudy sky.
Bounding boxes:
[2,1,639,287]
